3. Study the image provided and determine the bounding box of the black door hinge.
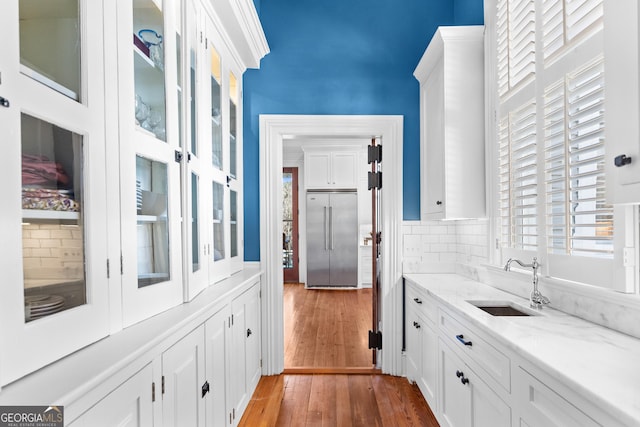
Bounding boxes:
[368,330,382,350]
[175,150,184,163]
[368,144,382,164]
[368,171,382,190]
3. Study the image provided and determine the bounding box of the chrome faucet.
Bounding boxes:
[504,257,550,309]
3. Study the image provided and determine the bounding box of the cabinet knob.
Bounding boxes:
[456,370,463,378]
[461,377,469,385]
[436,201,443,206]
[413,297,422,304]
[614,154,632,167]
[0,96,9,108]
[247,328,252,337]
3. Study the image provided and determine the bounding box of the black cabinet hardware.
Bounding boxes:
[413,297,422,304]
[456,334,473,346]
[614,154,632,167]
[0,96,9,108]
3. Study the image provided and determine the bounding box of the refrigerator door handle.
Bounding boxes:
[330,206,334,250]
[324,206,328,250]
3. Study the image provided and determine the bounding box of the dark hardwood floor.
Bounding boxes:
[238,374,439,427]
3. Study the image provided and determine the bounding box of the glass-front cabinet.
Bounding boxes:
[0,0,110,385]
[0,0,258,386]
[117,0,183,327]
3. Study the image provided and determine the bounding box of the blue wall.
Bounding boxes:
[244,0,484,261]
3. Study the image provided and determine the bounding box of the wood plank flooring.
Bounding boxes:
[238,374,440,427]
[284,283,373,369]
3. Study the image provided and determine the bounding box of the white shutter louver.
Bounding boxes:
[543,0,603,62]
[544,58,612,257]
[510,101,538,250]
[498,117,511,246]
[508,0,536,91]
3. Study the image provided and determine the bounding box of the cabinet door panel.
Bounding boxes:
[419,320,438,405]
[423,58,445,218]
[331,152,357,188]
[471,370,511,427]
[162,326,206,427]
[439,340,471,427]
[69,365,153,427]
[205,306,231,427]
[305,153,331,188]
[405,307,422,384]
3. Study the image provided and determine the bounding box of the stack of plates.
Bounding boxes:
[136,180,143,214]
[25,294,66,321]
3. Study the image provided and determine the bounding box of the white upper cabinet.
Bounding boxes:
[113,0,184,327]
[414,26,486,220]
[604,1,640,204]
[0,0,110,385]
[304,148,358,189]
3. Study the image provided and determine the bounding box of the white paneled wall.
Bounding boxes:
[402,219,489,274]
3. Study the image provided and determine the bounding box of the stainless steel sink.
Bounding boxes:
[466,300,538,316]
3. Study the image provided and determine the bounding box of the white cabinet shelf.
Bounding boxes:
[22,209,80,221]
[304,149,358,190]
[414,26,485,220]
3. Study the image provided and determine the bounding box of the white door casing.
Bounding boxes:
[258,114,404,375]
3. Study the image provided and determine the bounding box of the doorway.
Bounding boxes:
[259,115,404,376]
[283,168,299,283]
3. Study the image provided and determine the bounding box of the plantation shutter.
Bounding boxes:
[542,0,603,61]
[544,58,612,258]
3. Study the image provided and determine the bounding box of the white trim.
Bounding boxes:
[259,115,404,375]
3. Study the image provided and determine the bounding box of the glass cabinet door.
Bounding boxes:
[118,0,183,327]
[183,1,208,300]
[0,0,110,385]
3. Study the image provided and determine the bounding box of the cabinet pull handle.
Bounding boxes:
[413,297,422,304]
[413,321,421,329]
[456,334,473,346]
[201,381,210,398]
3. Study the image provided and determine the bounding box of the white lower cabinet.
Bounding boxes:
[438,338,510,427]
[229,284,262,425]
[70,365,154,427]
[68,279,261,427]
[162,326,207,427]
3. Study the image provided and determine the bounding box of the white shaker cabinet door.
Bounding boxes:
[69,365,154,427]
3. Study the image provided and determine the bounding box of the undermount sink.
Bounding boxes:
[466,300,538,317]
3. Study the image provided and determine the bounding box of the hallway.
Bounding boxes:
[283,283,373,369]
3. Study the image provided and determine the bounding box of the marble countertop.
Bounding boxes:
[404,273,640,425]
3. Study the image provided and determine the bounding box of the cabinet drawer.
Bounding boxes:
[405,284,437,325]
[515,367,601,427]
[438,308,511,392]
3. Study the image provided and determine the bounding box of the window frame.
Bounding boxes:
[485,0,637,293]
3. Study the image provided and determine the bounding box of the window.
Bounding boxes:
[492,0,629,289]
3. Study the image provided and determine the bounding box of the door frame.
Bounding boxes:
[259,115,404,375]
[283,167,299,283]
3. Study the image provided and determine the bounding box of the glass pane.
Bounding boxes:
[20,0,81,100]
[229,71,238,178]
[192,173,200,272]
[211,46,222,169]
[133,0,167,141]
[230,190,238,258]
[136,156,170,287]
[188,9,198,155]
[177,32,183,149]
[21,113,86,322]
[283,172,293,269]
[212,181,225,261]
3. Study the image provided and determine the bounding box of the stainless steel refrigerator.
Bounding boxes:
[306,191,358,288]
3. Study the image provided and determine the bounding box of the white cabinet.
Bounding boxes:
[162,326,206,427]
[205,306,231,427]
[604,1,640,204]
[304,150,358,189]
[69,365,154,427]
[0,0,111,385]
[438,339,511,427]
[405,283,438,405]
[229,283,262,425]
[359,246,372,288]
[414,26,485,220]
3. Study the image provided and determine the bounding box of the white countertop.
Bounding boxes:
[404,273,640,425]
